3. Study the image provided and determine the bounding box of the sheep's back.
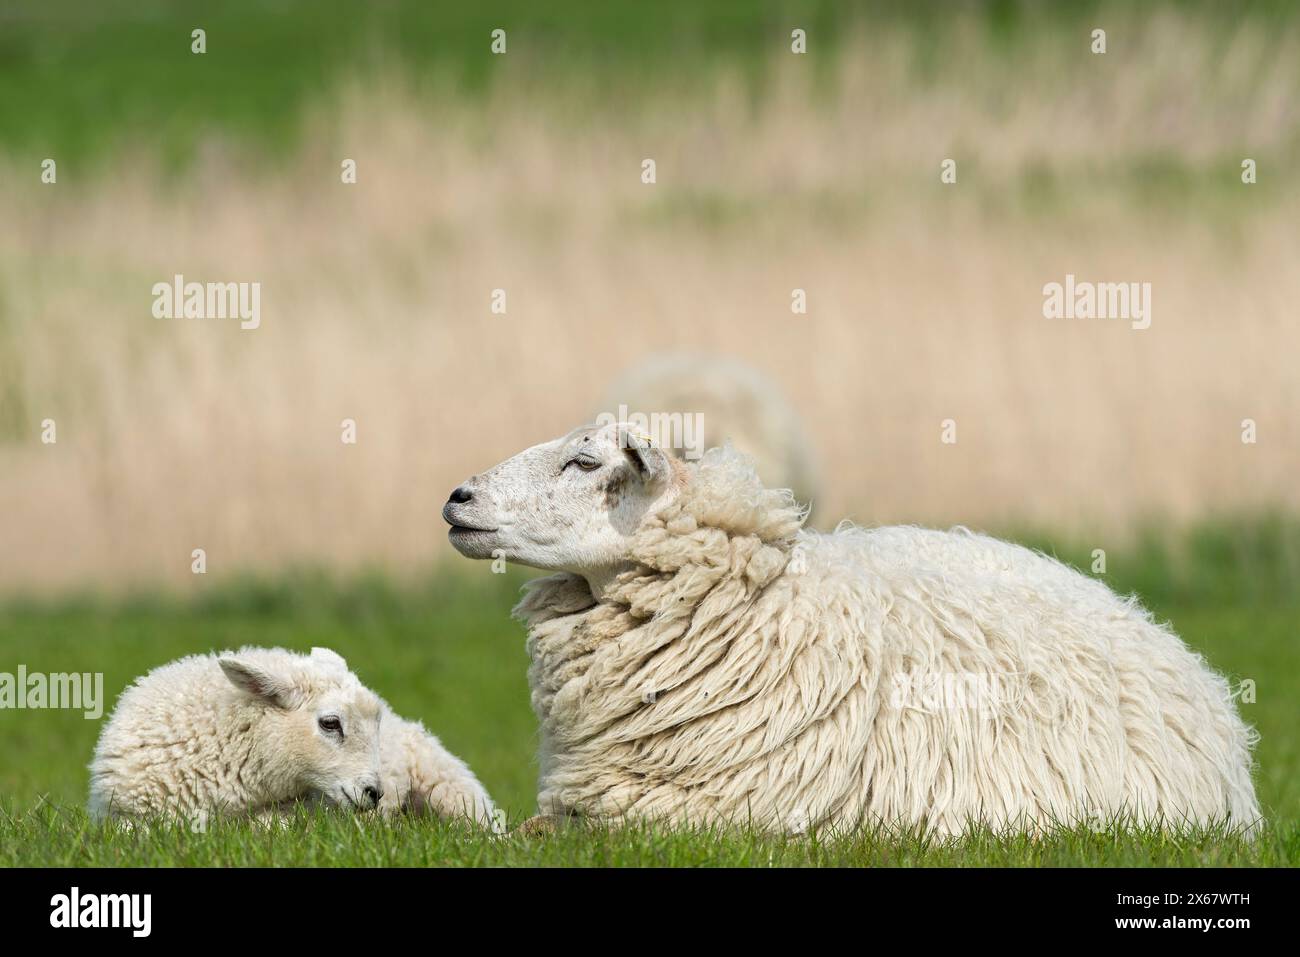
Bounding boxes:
[88,655,246,819]
[534,523,1259,831]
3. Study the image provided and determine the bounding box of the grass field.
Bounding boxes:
[1,520,1295,866]
[21,0,1287,169]
[2,0,1297,867]
[3,808,1294,868]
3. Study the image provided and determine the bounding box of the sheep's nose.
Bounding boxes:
[448,485,473,505]
[363,785,382,808]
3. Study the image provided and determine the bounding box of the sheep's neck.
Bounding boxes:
[579,563,635,603]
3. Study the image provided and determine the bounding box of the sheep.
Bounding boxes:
[598,354,820,516]
[375,708,497,827]
[443,421,1262,834]
[89,646,496,828]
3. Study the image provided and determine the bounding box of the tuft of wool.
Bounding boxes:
[515,446,1260,833]
[375,708,498,828]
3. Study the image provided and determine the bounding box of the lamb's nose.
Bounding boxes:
[363,785,382,807]
[448,485,473,505]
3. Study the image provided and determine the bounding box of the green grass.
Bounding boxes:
[1,803,1295,867]
[0,0,850,169]
[0,517,1295,866]
[6,0,1299,169]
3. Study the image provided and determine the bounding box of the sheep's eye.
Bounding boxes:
[566,456,601,473]
[318,716,343,737]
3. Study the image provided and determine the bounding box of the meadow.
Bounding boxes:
[1,1,1297,866]
[1,519,1296,866]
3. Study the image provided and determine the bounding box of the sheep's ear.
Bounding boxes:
[219,658,297,709]
[310,647,347,670]
[618,426,671,485]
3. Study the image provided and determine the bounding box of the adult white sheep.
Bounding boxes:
[443,422,1261,834]
[89,646,496,828]
[598,354,820,515]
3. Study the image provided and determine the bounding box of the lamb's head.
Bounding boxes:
[218,647,384,811]
[444,422,683,579]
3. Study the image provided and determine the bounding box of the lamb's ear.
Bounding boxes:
[618,426,671,485]
[310,647,347,670]
[219,658,297,709]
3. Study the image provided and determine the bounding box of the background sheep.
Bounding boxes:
[444,423,1261,834]
[90,646,497,828]
[598,354,821,517]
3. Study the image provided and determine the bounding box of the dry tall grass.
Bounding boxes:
[2,15,1298,592]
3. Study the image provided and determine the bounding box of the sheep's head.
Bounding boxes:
[444,422,682,584]
[218,647,384,811]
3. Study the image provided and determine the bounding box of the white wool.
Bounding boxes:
[374,707,498,828]
[89,646,374,820]
[515,446,1260,833]
[88,646,496,827]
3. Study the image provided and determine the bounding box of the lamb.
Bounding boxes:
[443,421,1261,834]
[598,354,821,516]
[375,708,497,826]
[89,646,496,828]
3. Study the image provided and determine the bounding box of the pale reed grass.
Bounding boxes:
[1,15,1297,592]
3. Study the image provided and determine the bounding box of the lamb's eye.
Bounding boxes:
[318,716,343,736]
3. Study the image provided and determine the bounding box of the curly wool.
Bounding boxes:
[89,647,370,820]
[89,647,495,826]
[376,709,497,827]
[515,446,1260,833]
